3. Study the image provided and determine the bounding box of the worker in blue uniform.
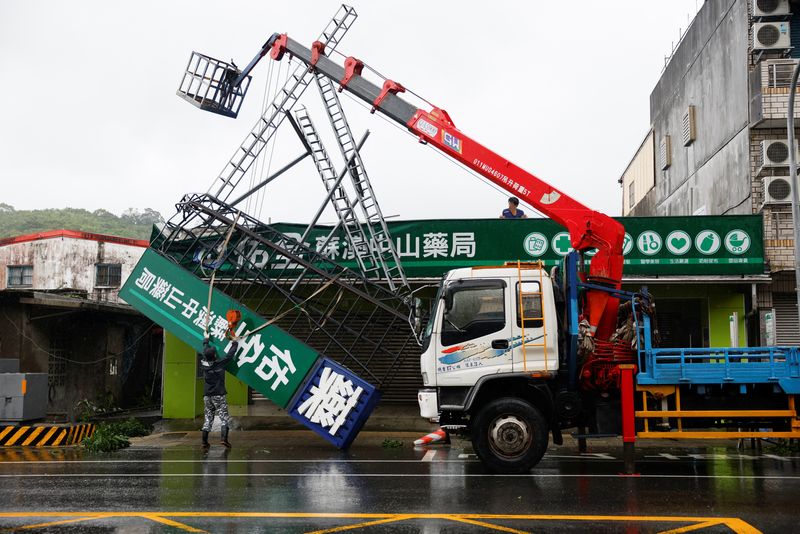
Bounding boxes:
[501,196,527,219]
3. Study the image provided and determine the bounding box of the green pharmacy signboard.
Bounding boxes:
[259,215,764,278]
[119,249,319,408]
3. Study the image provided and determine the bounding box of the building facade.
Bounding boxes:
[621,0,800,345]
[0,230,148,302]
[0,230,162,421]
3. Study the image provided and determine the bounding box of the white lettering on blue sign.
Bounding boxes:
[442,131,462,153]
[298,366,363,435]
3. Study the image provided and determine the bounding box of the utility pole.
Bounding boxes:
[785,61,800,329]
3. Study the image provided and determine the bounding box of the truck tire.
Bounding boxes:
[471,397,549,473]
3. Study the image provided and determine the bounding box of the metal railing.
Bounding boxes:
[766,59,799,88]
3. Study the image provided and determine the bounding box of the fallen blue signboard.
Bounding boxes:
[288,357,382,449]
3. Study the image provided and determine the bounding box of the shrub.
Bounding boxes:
[82,424,130,453]
[108,417,151,438]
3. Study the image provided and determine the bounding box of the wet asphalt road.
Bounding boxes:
[0,431,798,532]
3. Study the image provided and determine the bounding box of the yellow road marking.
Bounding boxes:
[2,516,99,531]
[0,512,762,534]
[658,520,723,534]
[142,514,207,533]
[21,427,45,447]
[718,518,762,534]
[5,427,29,446]
[445,515,529,533]
[306,515,411,534]
[36,427,58,447]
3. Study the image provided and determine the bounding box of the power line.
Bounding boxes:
[1,308,156,365]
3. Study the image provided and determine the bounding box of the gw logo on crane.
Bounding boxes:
[442,131,462,153]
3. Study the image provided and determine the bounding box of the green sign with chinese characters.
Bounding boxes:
[120,249,319,407]
[164,215,764,280]
[261,215,764,277]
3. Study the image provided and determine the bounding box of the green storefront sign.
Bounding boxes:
[120,249,318,407]
[258,215,764,278]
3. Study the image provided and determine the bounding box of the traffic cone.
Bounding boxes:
[414,428,449,446]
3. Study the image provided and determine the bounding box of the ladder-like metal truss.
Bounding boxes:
[154,194,416,397]
[293,106,395,286]
[315,74,408,289]
[211,5,357,203]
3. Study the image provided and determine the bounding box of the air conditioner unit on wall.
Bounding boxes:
[753,22,791,50]
[754,0,791,17]
[763,176,794,205]
[761,139,799,166]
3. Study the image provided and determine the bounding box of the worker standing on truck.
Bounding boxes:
[198,338,238,449]
[501,196,527,219]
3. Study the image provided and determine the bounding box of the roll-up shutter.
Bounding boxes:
[774,294,800,345]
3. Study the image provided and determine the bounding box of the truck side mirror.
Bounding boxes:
[443,287,454,312]
[413,297,423,334]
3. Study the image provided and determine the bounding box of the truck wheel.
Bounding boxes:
[471,397,549,473]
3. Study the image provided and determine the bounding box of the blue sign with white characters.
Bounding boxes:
[442,131,462,153]
[288,357,382,449]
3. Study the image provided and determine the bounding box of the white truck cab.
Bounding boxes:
[417,263,562,472]
[420,264,559,390]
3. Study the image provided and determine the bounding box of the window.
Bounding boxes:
[516,282,543,328]
[95,263,122,287]
[628,183,635,211]
[441,281,506,347]
[7,265,33,287]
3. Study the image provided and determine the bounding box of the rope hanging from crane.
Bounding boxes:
[198,211,343,343]
[202,211,241,339]
[230,274,342,342]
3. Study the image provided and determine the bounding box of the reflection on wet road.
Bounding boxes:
[0,432,797,532]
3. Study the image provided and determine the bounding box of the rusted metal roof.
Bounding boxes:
[0,230,149,248]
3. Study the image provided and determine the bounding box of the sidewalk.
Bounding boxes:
[155,403,436,434]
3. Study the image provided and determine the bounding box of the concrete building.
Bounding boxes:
[620,0,800,345]
[0,230,162,421]
[0,230,148,302]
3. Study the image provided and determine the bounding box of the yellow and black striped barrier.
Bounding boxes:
[0,423,96,447]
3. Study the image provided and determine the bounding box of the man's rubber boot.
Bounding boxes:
[221,426,231,448]
[202,431,210,450]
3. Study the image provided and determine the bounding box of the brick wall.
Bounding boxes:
[748,128,797,271]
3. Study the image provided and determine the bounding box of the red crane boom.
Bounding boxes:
[265,33,625,338]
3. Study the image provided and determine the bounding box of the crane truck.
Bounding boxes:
[181,18,800,474]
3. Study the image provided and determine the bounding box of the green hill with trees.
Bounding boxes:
[0,204,164,240]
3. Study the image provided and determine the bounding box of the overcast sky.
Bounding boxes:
[0,1,701,224]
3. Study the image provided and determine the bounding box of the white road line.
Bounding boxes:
[0,473,799,479]
[421,451,436,462]
[0,459,478,465]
